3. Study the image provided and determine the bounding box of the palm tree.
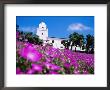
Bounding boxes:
[86,34,94,53]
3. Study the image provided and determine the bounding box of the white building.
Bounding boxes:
[36,22,67,49]
[36,22,86,51]
[47,37,67,49]
[36,22,48,41]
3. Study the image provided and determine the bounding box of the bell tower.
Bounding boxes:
[36,22,48,40]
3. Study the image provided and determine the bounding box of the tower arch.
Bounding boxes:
[36,22,48,40]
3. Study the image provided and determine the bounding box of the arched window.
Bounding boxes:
[52,40,54,43]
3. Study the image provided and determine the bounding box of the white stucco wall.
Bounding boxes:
[69,46,86,51]
[36,22,48,40]
[47,38,65,49]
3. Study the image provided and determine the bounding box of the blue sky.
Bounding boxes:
[16,16,94,38]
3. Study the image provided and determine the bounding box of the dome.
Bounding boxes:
[39,22,46,28]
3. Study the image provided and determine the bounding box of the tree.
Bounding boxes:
[61,40,68,49]
[86,34,94,53]
[16,24,19,31]
[79,34,84,50]
[27,34,43,45]
[69,32,80,51]
[25,32,33,40]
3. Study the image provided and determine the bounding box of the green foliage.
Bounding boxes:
[70,65,74,74]
[86,34,94,53]
[88,67,94,74]
[20,57,26,63]
[61,40,70,49]
[69,32,84,51]
[16,54,32,72]
[20,65,27,72]
[58,70,65,74]
[53,58,63,67]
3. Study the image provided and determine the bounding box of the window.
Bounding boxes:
[42,33,43,35]
[52,40,54,43]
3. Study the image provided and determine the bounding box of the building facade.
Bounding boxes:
[36,22,86,51]
[36,22,66,49]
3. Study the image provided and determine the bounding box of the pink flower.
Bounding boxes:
[49,71,59,74]
[32,64,42,72]
[64,63,71,68]
[44,62,52,69]
[83,70,89,74]
[27,69,35,74]
[51,64,61,70]
[44,63,61,70]
[16,67,21,74]
[74,70,80,74]
[19,44,42,62]
[16,67,24,74]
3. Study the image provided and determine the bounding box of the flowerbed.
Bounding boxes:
[16,41,94,74]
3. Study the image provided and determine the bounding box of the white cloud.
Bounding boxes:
[19,26,36,33]
[67,23,91,31]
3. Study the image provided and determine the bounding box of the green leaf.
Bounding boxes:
[88,67,94,74]
[19,57,26,63]
[70,65,74,74]
[20,65,27,72]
